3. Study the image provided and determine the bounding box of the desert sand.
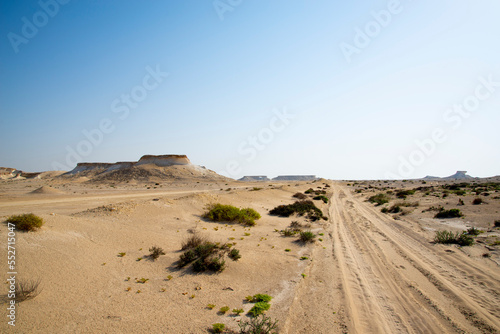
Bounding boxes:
[1,161,499,333]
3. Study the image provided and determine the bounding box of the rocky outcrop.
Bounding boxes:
[272,175,318,181]
[238,176,270,182]
[136,155,191,166]
[423,171,474,180]
[66,155,191,175]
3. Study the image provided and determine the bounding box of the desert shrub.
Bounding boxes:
[458,198,464,206]
[212,323,225,333]
[178,240,238,272]
[396,201,419,207]
[387,205,401,213]
[434,230,459,244]
[435,209,463,218]
[313,195,328,203]
[472,198,483,205]
[149,246,165,261]
[238,315,279,334]
[396,190,415,199]
[368,193,390,206]
[181,233,207,250]
[248,302,271,317]
[434,230,474,246]
[251,187,262,191]
[203,204,261,226]
[280,228,297,237]
[495,220,500,227]
[454,190,466,196]
[270,200,325,221]
[233,308,244,316]
[299,231,316,243]
[293,192,307,199]
[252,294,272,303]
[456,233,474,246]
[229,248,241,261]
[6,213,44,231]
[219,306,230,314]
[13,278,42,302]
[304,188,314,194]
[466,227,483,236]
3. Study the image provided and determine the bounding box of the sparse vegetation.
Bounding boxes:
[233,308,244,316]
[435,209,463,219]
[238,315,279,334]
[149,246,165,261]
[396,190,415,199]
[203,204,261,226]
[368,193,390,206]
[472,198,483,205]
[293,192,307,199]
[219,306,230,314]
[207,304,216,310]
[495,220,500,228]
[280,228,297,237]
[12,278,42,302]
[178,240,240,273]
[434,230,474,246]
[229,248,241,261]
[299,231,316,243]
[270,200,326,221]
[212,323,225,333]
[136,278,149,284]
[466,227,483,236]
[248,301,271,317]
[118,252,126,257]
[181,233,207,250]
[313,195,329,203]
[6,213,44,231]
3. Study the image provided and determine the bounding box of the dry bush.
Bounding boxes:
[14,278,42,302]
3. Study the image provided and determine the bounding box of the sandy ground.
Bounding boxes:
[0,177,499,333]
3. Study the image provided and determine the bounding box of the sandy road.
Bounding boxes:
[329,184,500,334]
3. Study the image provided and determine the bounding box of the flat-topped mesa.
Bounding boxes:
[136,154,191,167]
[239,176,270,182]
[272,175,318,181]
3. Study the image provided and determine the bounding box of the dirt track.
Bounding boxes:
[325,184,499,334]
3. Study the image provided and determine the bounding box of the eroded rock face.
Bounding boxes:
[272,175,318,181]
[136,155,191,166]
[66,155,192,175]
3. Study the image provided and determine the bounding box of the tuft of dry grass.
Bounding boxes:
[14,278,42,302]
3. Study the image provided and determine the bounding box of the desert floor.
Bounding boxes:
[0,178,499,333]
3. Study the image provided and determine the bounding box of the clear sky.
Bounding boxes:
[1,0,499,180]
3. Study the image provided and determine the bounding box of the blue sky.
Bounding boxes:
[1,0,499,180]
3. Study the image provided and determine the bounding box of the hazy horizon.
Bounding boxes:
[1,1,499,180]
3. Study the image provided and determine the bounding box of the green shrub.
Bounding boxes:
[252,294,272,303]
[219,306,230,314]
[248,301,271,317]
[238,315,279,334]
[304,188,314,194]
[435,209,463,218]
[454,190,466,196]
[149,246,165,261]
[212,323,225,333]
[396,190,415,199]
[280,228,297,237]
[434,230,474,246]
[434,230,459,244]
[270,200,325,221]
[299,231,316,243]
[466,227,483,236]
[233,308,244,316]
[7,213,44,231]
[368,193,390,206]
[178,240,237,272]
[203,204,261,226]
[229,248,241,261]
[313,195,328,203]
